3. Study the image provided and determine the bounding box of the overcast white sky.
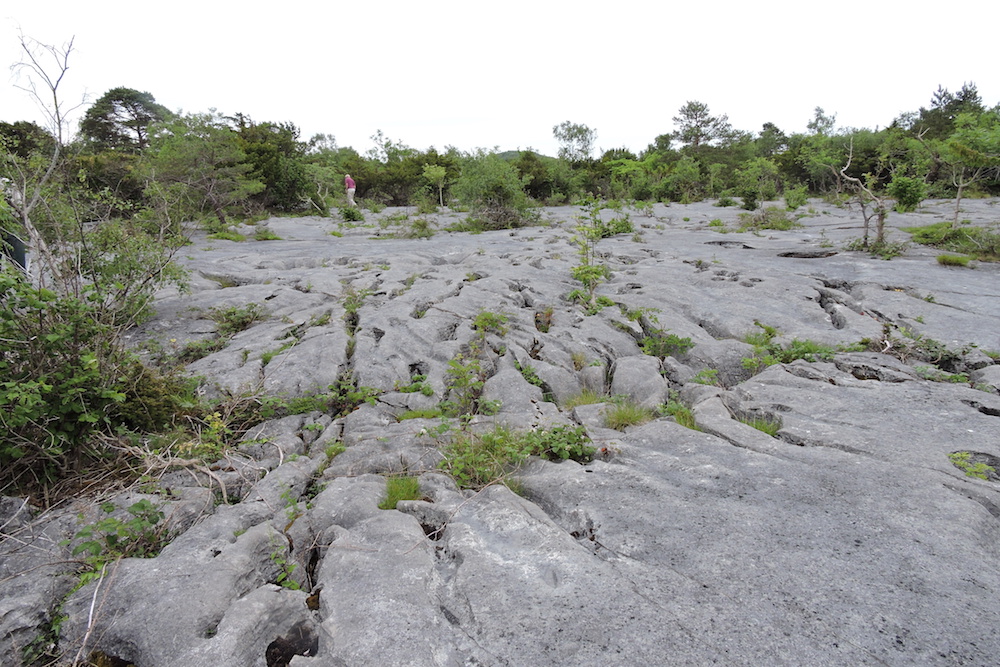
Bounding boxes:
[3,1,998,157]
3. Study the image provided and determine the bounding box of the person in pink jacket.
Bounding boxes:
[344,174,357,207]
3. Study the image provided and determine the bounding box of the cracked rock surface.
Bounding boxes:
[2,199,1000,666]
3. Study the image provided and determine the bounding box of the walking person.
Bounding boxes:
[344,174,357,207]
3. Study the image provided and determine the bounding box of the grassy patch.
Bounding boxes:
[438,425,594,489]
[937,253,972,267]
[604,396,657,430]
[663,399,699,431]
[903,222,1000,261]
[378,476,422,509]
[739,415,781,436]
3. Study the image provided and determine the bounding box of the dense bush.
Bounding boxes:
[887,175,926,212]
[453,152,536,229]
[0,270,126,483]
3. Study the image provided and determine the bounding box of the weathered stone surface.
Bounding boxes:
[4,199,1000,666]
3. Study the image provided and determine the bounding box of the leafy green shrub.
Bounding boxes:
[937,254,971,267]
[340,206,364,222]
[887,175,926,212]
[641,331,694,358]
[784,184,809,211]
[438,426,533,489]
[378,476,422,509]
[844,237,909,260]
[715,195,736,207]
[737,207,800,232]
[0,271,127,482]
[69,499,166,582]
[453,151,536,230]
[663,398,699,430]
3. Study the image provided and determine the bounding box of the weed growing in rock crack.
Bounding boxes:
[439,425,594,490]
[268,533,301,590]
[399,408,444,421]
[253,226,282,241]
[663,397,699,431]
[740,322,841,373]
[395,374,434,396]
[562,389,606,410]
[569,199,631,314]
[378,476,422,509]
[739,414,782,436]
[604,395,657,430]
[570,351,589,371]
[948,452,997,481]
[67,499,166,585]
[515,361,544,388]
[913,365,970,383]
[441,311,508,418]
[690,368,721,386]
[642,331,694,359]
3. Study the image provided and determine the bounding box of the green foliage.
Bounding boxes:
[737,207,801,232]
[784,184,809,210]
[145,111,265,226]
[642,331,694,359]
[79,87,173,152]
[663,399,699,430]
[887,174,926,212]
[937,253,972,266]
[552,121,596,162]
[903,222,1000,261]
[234,117,312,212]
[690,368,720,386]
[395,374,434,396]
[561,389,605,410]
[340,206,365,221]
[735,157,781,210]
[844,237,910,260]
[739,414,781,437]
[453,151,535,230]
[70,499,166,578]
[254,226,282,241]
[472,309,509,336]
[398,408,444,421]
[0,271,128,481]
[439,424,594,489]
[604,395,657,430]
[378,476,422,509]
[948,451,996,481]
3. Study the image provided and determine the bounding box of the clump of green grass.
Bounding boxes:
[562,389,605,410]
[603,396,657,430]
[904,222,1000,261]
[378,476,422,509]
[254,226,282,241]
[438,425,594,489]
[739,415,781,437]
[663,399,699,431]
[937,254,971,267]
